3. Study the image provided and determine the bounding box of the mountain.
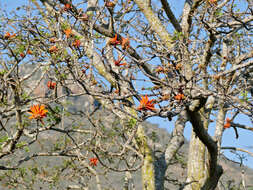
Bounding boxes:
[0,64,252,189]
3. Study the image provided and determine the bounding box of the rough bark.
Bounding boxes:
[134,0,174,50]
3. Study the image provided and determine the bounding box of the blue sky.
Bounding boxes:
[1,0,252,169]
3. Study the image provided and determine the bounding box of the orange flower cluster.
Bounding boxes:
[4,32,16,39]
[224,118,231,129]
[28,104,48,124]
[175,63,182,70]
[108,34,121,46]
[174,93,185,101]
[47,81,56,90]
[49,38,56,43]
[89,157,98,166]
[72,39,81,48]
[27,49,32,55]
[114,89,119,94]
[64,28,72,38]
[121,37,130,50]
[155,66,164,73]
[108,34,130,50]
[49,46,58,53]
[137,95,155,111]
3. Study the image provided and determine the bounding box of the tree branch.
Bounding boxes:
[134,0,174,50]
[221,147,253,157]
[160,0,182,32]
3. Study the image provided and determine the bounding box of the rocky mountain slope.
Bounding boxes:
[1,64,253,189]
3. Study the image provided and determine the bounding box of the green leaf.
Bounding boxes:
[16,141,27,148]
[0,135,8,143]
[129,118,137,128]
[24,146,30,152]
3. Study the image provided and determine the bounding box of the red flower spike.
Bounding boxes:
[114,56,127,66]
[138,95,155,111]
[89,157,98,166]
[47,81,56,90]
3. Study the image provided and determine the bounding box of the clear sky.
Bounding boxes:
[1,0,252,170]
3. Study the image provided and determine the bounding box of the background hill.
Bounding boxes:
[0,64,253,189]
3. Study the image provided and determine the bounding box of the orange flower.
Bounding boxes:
[121,37,130,50]
[64,28,72,38]
[213,75,220,80]
[114,60,126,66]
[11,33,16,38]
[4,32,11,39]
[224,118,231,129]
[49,46,58,53]
[64,3,71,11]
[89,157,98,166]
[106,1,116,8]
[175,63,182,70]
[108,34,121,46]
[155,66,164,73]
[138,95,155,111]
[49,38,56,43]
[114,89,119,94]
[72,39,81,48]
[28,104,48,123]
[174,93,185,101]
[47,81,56,90]
[4,32,16,39]
[224,122,230,129]
[27,49,32,55]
